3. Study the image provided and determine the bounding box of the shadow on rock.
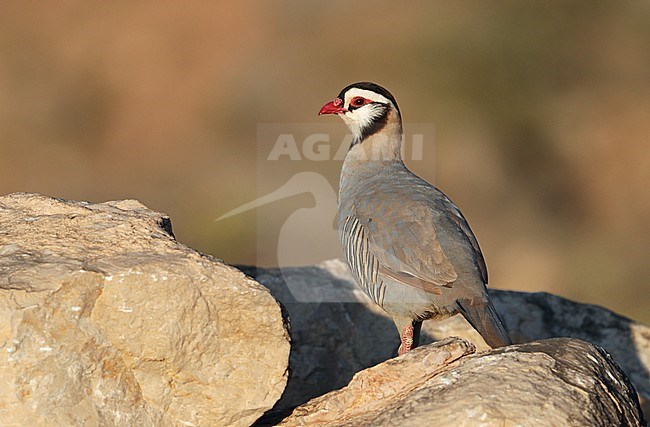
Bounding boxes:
[238,261,434,423]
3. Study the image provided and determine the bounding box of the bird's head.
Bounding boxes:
[319,82,401,144]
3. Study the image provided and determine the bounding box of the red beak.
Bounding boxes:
[318,98,347,115]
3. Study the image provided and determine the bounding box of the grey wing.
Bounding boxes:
[366,203,459,289]
[344,204,458,297]
[434,195,488,284]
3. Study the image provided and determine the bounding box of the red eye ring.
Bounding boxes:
[350,96,370,107]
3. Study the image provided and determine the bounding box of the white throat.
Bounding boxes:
[340,104,386,142]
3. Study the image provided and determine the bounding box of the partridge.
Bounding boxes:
[319,82,512,354]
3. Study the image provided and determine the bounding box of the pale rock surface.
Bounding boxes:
[0,193,290,427]
[279,337,645,426]
[241,259,650,420]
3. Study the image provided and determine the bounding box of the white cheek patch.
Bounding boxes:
[338,87,395,142]
[340,104,386,141]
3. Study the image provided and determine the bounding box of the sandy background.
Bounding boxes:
[1,1,648,322]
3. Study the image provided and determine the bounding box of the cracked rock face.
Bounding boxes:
[0,193,290,426]
[243,260,650,421]
[279,337,646,427]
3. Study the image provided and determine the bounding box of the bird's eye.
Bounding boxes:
[351,97,367,106]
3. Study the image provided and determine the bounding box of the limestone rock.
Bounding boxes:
[279,337,646,426]
[0,193,290,427]
[241,259,650,419]
[429,288,650,417]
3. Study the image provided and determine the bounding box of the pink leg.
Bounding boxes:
[398,324,415,356]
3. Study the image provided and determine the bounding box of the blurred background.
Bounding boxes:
[1,1,648,322]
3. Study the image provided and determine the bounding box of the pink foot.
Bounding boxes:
[398,324,414,355]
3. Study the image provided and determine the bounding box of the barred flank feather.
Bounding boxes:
[342,215,385,306]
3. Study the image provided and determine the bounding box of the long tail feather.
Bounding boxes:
[457,298,512,348]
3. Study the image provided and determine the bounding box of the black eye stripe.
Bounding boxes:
[348,101,385,111]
